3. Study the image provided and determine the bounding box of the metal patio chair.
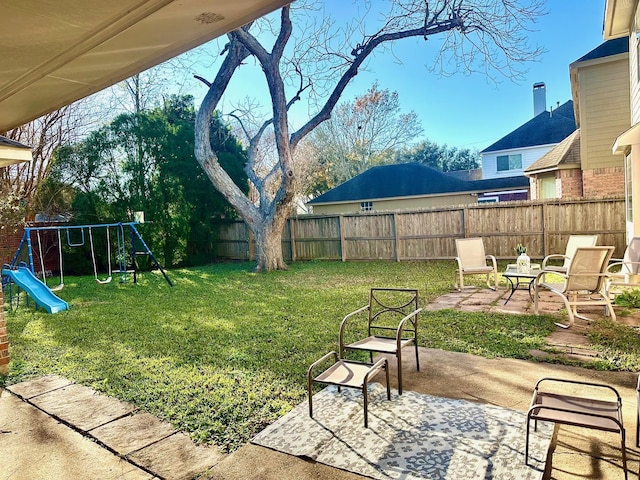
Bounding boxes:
[534,246,615,328]
[542,234,598,274]
[606,237,640,301]
[339,288,421,395]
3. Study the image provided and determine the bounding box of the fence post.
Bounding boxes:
[393,213,400,262]
[339,215,346,262]
[290,218,296,262]
[542,202,548,258]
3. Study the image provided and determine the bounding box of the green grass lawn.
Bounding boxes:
[2,260,639,452]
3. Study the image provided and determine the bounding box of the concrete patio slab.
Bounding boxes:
[90,412,178,456]
[127,432,224,480]
[6,374,71,399]
[28,383,136,432]
[0,390,154,480]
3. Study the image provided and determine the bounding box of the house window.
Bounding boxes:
[360,201,373,212]
[539,175,556,199]
[496,154,522,172]
[478,196,498,204]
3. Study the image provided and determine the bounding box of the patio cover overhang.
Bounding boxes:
[0,135,32,167]
[0,0,290,133]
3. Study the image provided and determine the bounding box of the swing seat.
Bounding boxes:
[95,276,112,285]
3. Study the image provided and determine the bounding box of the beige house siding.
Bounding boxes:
[311,193,476,215]
[577,57,630,171]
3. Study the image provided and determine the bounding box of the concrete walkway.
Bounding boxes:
[2,287,639,480]
[1,376,223,480]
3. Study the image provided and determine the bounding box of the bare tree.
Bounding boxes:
[309,83,423,193]
[0,102,91,220]
[194,0,544,271]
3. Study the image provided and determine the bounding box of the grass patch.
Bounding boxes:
[0,260,633,451]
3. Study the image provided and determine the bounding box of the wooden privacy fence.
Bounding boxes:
[213,197,626,262]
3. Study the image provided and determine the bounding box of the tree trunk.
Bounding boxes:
[253,213,288,272]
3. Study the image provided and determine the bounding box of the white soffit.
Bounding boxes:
[0,0,290,132]
[0,135,32,167]
[604,0,637,39]
[613,122,640,154]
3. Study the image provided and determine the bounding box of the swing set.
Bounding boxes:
[3,222,173,290]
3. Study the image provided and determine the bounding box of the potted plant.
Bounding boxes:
[515,244,530,273]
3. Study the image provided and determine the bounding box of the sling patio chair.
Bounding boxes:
[339,288,422,395]
[534,246,615,328]
[605,237,640,301]
[454,237,498,291]
[541,234,598,274]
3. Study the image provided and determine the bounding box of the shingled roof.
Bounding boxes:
[307,163,529,204]
[572,37,628,64]
[524,129,581,174]
[480,100,576,153]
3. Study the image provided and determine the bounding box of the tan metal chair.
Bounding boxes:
[542,234,598,274]
[526,377,627,479]
[454,237,498,291]
[606,237,640,300]
[339,288,421,395]
[534,246,615,328]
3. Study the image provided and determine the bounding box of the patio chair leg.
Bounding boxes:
[414,342,420,372]
[621,430,628,480]
[397,350,403,395]
[525,414,531,466]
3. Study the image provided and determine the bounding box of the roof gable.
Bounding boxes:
[524,129,581,174]
[481,100,576,153]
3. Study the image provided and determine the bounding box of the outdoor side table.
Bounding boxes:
[307,351,390,428]
[503,263,541,305]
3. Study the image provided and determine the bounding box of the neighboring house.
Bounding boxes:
[525,37,630,200]
[605,0,640,240]
[306,163,529,215]
[480,87,576,180]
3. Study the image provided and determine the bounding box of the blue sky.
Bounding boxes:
[188,1,607,151]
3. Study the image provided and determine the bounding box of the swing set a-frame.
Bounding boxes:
[4,221,173,289]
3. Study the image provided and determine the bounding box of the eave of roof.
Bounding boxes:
[524,129,581,175]
[307,163,529,205]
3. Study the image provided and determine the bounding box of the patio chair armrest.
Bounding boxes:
[534,269,567,286]
[396,307,423,340]
[364,357,388,384]
[485,254,497,269]
[454,256,463,269]
[534,377,623,403]
[308,351,338,380]
[542,254,568,269]
[607,260,640,274]
[339,305,370,354]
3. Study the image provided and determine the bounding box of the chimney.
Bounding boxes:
[533,82,546,117]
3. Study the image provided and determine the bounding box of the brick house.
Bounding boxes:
[525,37,629,200]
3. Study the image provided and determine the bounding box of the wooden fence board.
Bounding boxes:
[212,197,626,262]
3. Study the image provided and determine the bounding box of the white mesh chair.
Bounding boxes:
[605,237,640,300]
[542,234,598,274]
[454,238,498,291]
[534,246,615,328]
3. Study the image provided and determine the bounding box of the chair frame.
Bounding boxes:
[307,351,389,428]
[541,234,598,274]
[454,237,498,291]
[605,237,640,301]
[534,246,615,328]
[339,288,421,395]
[526,377,627,480]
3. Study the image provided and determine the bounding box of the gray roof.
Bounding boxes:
[0,135,30,149]
[572,37,628,64]
[480,100,576,153]
[308,163,529,204]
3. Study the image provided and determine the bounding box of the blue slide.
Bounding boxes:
[2,266,69,314]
